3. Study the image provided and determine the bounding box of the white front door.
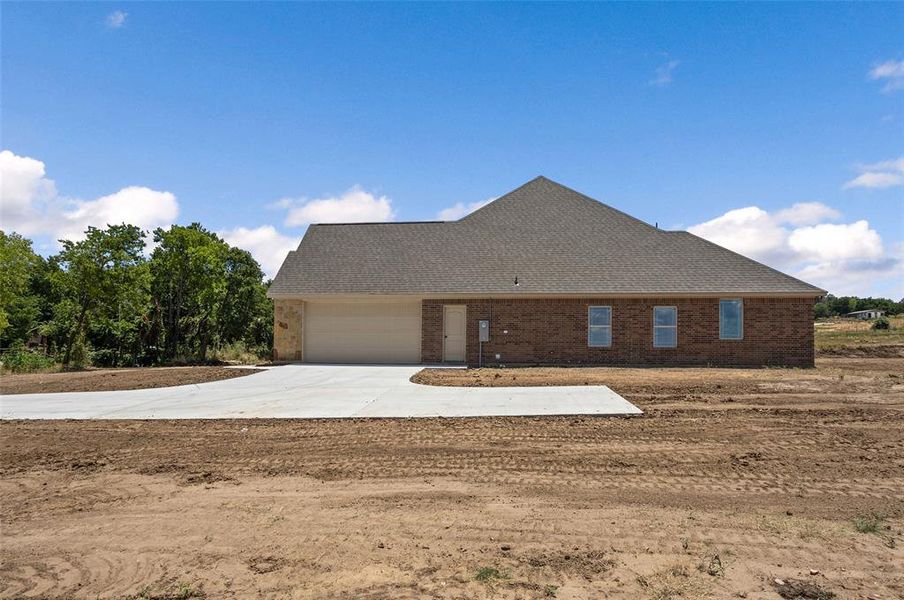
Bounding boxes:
[443,305,466,363]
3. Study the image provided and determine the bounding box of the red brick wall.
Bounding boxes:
[421,297,815,367]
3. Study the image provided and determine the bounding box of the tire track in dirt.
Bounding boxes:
[2,551,169,599]
[2,473,901,599]
[2,359,903,598]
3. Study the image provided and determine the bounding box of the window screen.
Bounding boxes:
[653,306,677,348]
[588,306,612,347]
[720,299,743,340]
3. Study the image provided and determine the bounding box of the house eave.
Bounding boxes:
[267,290,826,301]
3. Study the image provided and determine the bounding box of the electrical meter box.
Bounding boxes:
[478,320,490,342]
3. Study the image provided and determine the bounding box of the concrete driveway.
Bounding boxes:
[0,364,641,419]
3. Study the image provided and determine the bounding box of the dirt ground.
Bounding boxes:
[0,366,258,395]
[412,356,904,396]
[2,357,903,599]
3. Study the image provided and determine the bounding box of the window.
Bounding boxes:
[653,306,677,348]
[720,299,743,340]
[588,306,612,347]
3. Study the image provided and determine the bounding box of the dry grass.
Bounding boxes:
[208,341,269,365]
[636,562,711,600]
[814,315,904,349]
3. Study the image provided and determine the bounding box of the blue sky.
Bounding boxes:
[2,2,902,296]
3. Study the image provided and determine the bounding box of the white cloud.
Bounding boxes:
[787,221,883,262]
[796,247,903,300]
[774,202,840,226]
[57,186,178,242]
[0,149,178,243]
[688,203,901,296]
[106,10,127,29]
[869,59,904,92]
[0,150,57,224]
[650,59,680,87]
[268,197,293,210]
[282,185,394,226]
[686,206,790,262]
[844,171,904,190]
[219,225,299,279]
[843,156,904,190]
[436,197,495,221]
[861,157,904,172]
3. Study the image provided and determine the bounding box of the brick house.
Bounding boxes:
[268,177,825,367]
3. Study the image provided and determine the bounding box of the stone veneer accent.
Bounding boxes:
[273,299,304,361]
[422,297,815,367]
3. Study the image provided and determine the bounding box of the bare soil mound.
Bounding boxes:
[0,366,258,395]
[817,344,904,358]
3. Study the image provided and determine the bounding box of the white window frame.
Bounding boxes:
[719,299,744,340]
[587,305,612,348]
[653,306,677,348]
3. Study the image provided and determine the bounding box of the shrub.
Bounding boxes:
[89,348,118,368]
[853,512,884,534]
[871,317,891,330]
[67,334,91,370]
[475,567,507,583]
[1,347,56,373]
[210,341,270,364]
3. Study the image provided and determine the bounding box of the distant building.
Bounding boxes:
[845,309,885,320]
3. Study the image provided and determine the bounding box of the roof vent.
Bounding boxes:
[513,276,520,287]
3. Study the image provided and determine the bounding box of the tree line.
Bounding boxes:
[3,223,901,370]
[0,224,272,369]
[813,294,903,319]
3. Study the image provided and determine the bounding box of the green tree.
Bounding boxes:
[242,280,273,352]
[150,224,230,361]
[218,246,272,351]
[3,225,273,367]
[0,231,42,344]
[52,224,149,367]
[87,256,151,366]
[813,294,904,319]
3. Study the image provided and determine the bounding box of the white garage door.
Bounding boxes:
[304,300,422,364]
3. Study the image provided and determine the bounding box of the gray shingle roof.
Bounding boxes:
[269,177,825,297]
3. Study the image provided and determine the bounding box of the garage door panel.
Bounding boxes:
[304,301,421,364]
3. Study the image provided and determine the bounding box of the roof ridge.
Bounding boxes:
[460,175,660,232]
[456,175,548,222]
[539,176,660,232]
[310,220,446,227]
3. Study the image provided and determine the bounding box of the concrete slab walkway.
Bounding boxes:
[0,364,642,419]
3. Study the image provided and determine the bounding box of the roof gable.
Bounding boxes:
[461,176,655,234]
[269,177,825,297]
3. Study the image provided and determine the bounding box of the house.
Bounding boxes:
[845,309,885,320]
[268,177,826,367]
